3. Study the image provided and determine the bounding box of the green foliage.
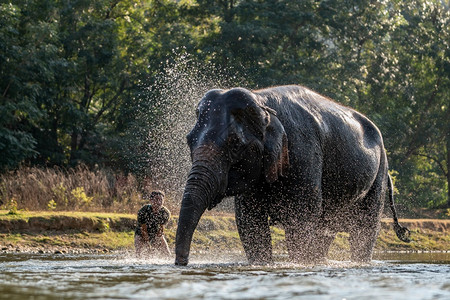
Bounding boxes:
[0,0,448,211]
[47,200,57,211]
[52,183,68,208]
[71,187,93,208]
[360,0,450,209]
[6,198,18,215]
[96,218,110,233]
[0,3,40,171]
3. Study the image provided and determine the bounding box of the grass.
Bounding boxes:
[0,232,136,252]
[1,211,449,255]
[0,165,182,214]
[376,228,450,252]
[0,210,135,221]
[1,165,448,255]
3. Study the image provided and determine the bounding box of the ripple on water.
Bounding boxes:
[0,252,450,299]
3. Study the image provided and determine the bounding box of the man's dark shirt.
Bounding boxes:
[135,204,170,241]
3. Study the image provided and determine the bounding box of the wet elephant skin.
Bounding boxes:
[175,85,409,266]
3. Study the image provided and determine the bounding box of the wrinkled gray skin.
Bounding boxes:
[175,85,410,266]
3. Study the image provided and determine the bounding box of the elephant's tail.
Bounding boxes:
[387,173,411,242]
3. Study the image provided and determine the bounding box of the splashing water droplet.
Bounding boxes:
[135,51,246,204]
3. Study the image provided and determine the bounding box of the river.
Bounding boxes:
[0,252,449,299]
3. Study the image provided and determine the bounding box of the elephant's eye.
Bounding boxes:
[228,133,242,146]
[228,133,244,159]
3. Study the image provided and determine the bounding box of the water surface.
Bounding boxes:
[0,252,449,299]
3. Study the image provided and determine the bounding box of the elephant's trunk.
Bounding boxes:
[174,189,206,266]
[175,146,226,266]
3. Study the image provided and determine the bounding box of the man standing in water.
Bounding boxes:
[135,190,171,257]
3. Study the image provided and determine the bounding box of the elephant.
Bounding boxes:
[175,85,410,266]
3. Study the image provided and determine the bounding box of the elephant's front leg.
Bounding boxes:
[235,194,273,264]
[285,220,320,263]
[284,188,323,263]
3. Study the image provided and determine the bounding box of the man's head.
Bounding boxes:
[149,190,165,210]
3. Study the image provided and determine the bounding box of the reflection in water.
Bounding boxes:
[0,252,449,299]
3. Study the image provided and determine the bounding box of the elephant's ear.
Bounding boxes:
[263,112,289,183]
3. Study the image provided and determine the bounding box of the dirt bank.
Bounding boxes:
[2,211,447,234]
[0,211,448,255]
[0,211,237,234]
[381,219,450,232]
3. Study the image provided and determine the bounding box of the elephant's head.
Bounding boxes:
[175,88,289,265]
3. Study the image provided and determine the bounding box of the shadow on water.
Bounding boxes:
[0,252,449,300]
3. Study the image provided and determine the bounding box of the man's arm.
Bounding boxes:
[160,207,171,225]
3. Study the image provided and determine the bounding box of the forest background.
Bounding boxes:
[0,0,449,216]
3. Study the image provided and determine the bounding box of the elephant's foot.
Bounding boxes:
[285,226,328,264]
[288,249,327,264]
[235,194,273,265]
[349,226,378,263]
[349,244,374,263]
[247,255,273,266]
[243,240,273,265]
[311,233,335,261]
[174,257,189,266]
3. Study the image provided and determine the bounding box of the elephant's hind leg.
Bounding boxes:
[235,195,273,264]
[314,230,336,261]
[284,227,334,263]
[349,222,380,262]
[285,220,327,263]
[349,180,384,263]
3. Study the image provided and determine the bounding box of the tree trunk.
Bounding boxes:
[70,129,78,165]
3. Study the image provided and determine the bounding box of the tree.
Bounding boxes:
[0,2,51,170]
[305,0,449,208]
[1,0,149,170]
[189,0,326,88]
[364,0,450,208]
[1,0,448,211]
[191,0,450,208]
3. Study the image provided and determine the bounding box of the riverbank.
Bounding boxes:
[0,210,449,256]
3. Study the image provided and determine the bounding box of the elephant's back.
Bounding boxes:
[255,85,349,125]
[256,85,383,147]
[257,85,386,204]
